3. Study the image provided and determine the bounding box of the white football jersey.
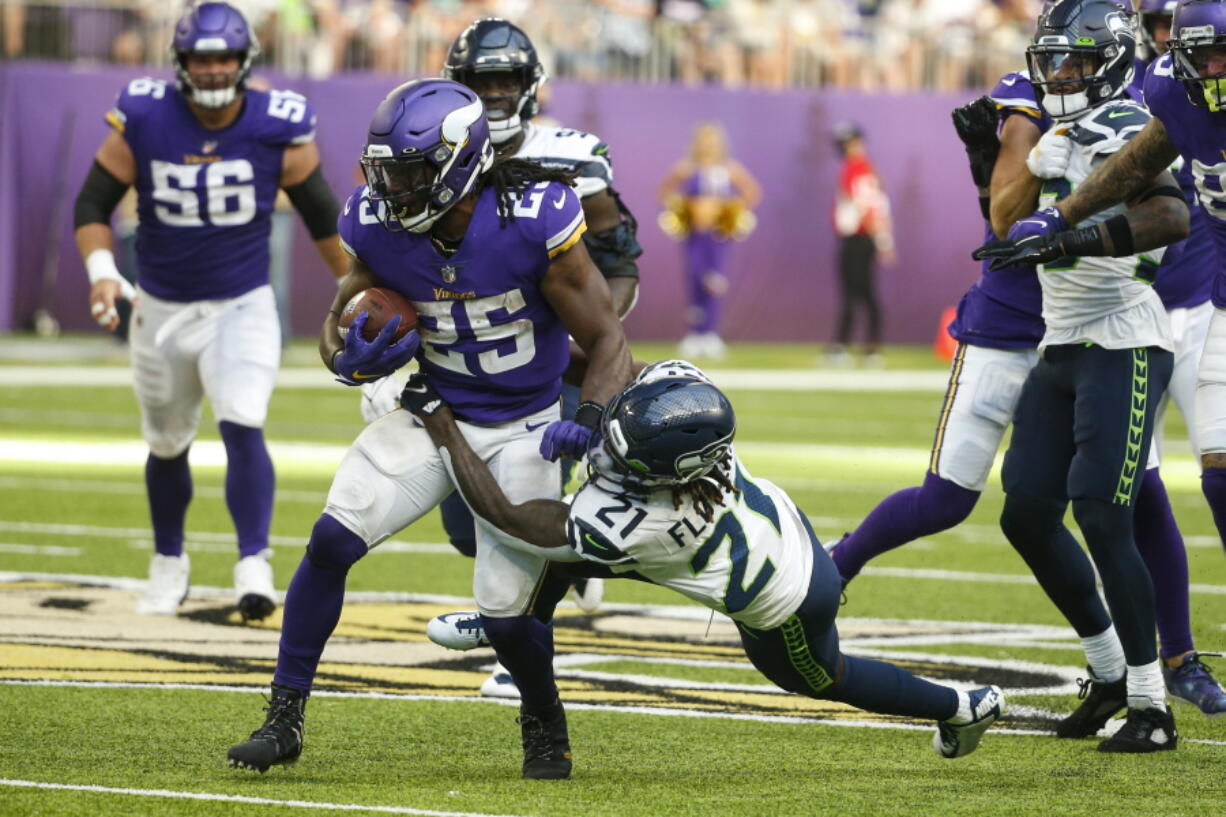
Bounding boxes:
[1036,99,1172,351]
[565,452,814,630]
[516,122,613,199]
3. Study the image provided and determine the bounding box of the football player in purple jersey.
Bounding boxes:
[227,79,633,779]
[990,0,1226,718]
[72,2,347,622]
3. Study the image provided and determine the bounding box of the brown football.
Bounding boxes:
[337,287,417,342]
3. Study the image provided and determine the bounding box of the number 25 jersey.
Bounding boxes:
[107,78,316,302]
[566,454,814,630]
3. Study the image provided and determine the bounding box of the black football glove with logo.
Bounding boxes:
[399,372,446,417]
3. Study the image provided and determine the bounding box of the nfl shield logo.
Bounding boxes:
[441,265,458,284]
[202,140,218,154]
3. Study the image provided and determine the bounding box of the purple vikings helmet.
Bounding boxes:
[1134,1,1179,55]
[172,2,260,109]
[1169,0,1226,111]
[1027,0,1137,121]
[360,79,495,234]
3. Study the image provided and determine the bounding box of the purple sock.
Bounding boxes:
[1202,467,1226,555]
[481,614,558,709]
[146,450,192,557]
[273,515,367,692]
[1134,468,1194,659]
[833,472,980,581]
[219,421,275,558]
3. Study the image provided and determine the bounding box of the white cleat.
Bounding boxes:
[136,553,190,616]
[426,611,490,651]
[234,551,277,622]
[569,578,604,613]
[934,685,1006,758]
[480,661,521,700]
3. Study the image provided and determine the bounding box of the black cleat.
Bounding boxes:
[518,699,572,780]
[228,685,308,772]
[1097,706,1178,753]
[1056,668,1127,738]
[237,593,277,623]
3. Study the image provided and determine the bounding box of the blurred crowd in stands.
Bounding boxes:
[2,1,1043,91]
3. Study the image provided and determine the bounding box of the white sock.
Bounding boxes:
[1082,625,1126,683]
[1126,661,1167,711]
[952,690,973,724]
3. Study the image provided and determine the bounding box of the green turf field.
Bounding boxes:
[2,338,1224,816]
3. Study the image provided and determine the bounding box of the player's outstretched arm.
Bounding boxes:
[74,129,137,332]
[281,142,347,280]
[407,383,570,550]
[974,169,1189,270]
[1053,117,1180,226]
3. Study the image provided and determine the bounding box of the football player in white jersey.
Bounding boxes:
[406,361,1007,761]
[974,0,1192,753]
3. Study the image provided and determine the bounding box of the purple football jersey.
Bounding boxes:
[107,78,316,302]
[948,72,1046,349]
[338,180,587,423]
[1142,56,1223,308]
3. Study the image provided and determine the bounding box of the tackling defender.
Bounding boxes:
[72,2,346,620]
[410,361,1007,761]
[227,78,633,780]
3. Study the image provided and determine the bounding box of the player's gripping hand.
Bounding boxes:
[332,312,420,386]
[950,96,1000,188]
[539,400,603,462]
[973,206,1069,271]
[398,372,445,418]
[1025,129,1072,180]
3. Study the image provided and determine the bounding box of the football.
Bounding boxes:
[337,287,417,342]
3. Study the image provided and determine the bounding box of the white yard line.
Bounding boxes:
[0,365,953,392]
[0,779,531,817]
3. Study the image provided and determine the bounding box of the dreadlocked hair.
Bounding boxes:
[670,454,738,524]
[477,158,576,227]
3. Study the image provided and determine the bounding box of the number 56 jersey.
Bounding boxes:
[565,455,815,630]
[107,77,317,302]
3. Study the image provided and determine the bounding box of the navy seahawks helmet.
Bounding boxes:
[594,372,736,491]
[443,18,544,145]
[360,79,494,234]
[1169,0,1226,111]
[172,2,260,109]
[1027,0,1137,121]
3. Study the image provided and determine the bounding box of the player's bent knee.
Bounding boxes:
[305,514,368,572]
[1000,493,1064,551]
[145,429,194,460]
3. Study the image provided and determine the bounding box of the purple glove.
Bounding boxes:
[333,313,420,386]
[539,420,593,462]
[972,206,1069,272]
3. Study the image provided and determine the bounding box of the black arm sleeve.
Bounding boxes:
[583,188,643,280]
[73,161,130,228]
[284,164,340,240]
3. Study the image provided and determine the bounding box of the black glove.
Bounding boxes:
[398,372,446,417]
[951,96,1001,190]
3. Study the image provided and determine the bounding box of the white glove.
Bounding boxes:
[1025,130,1072,179]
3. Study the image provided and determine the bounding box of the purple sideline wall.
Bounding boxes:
[0,61,990,344]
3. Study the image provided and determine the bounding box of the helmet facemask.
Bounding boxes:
[361,91,493,234]
[1170,39,1226,112]
[171,3,260,109]
[1029,46,1110,119]
[1029,0,1136,121]
[451,65,543,145]
[175,49,253,109]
